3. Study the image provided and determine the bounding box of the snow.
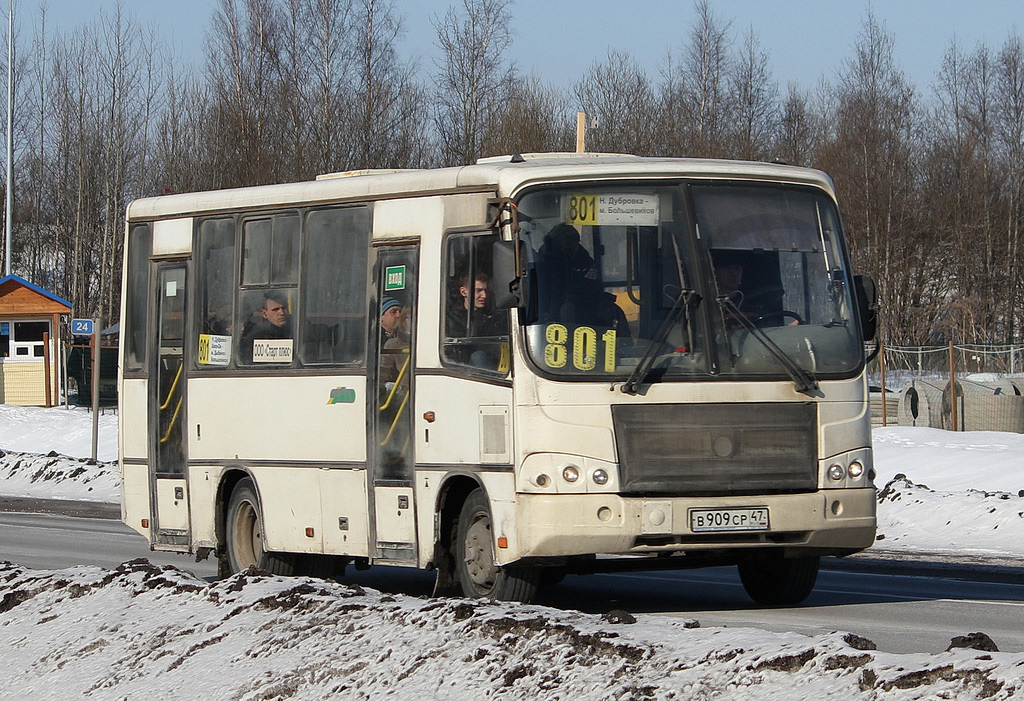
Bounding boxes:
[1,560,1021,699]
[1,404,1023,698]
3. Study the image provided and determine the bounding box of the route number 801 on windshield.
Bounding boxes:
[543,323,617,372]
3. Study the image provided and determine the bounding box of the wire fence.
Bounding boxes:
[868,343,1024,432]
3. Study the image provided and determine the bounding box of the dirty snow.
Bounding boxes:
[1,405,1024,699]
[1,560,1021,699]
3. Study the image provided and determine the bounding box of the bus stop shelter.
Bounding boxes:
[0,274,71,406]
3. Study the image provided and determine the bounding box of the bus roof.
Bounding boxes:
[126,154,836,221]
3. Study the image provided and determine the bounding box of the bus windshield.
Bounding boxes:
[516,182,862,383]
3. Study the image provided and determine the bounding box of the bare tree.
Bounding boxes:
[660,0,732,157]
[352,0,432,169]
[485,73,573,156]
[432,0,515,166]
[574,50,656,155]
[817,14,923,343]
[726,28,777,160]
[775,83,816,165]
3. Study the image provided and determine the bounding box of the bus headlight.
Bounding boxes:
[848,461,864,479]
[828,464,845,481]
[562,465,580,483]
[592,469,609,485]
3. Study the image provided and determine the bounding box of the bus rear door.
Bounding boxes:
[368,244,419,564]
[149,262,190,548]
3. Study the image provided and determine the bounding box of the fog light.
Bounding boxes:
[534,473,550,487]
[828,464,845,481]
[562,465,580,482]
[592,469,609,485]
[848,461,864,478]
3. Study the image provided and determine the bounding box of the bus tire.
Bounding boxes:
[454,489,538,602]
[738,554,820,606]
[225,477,264,574]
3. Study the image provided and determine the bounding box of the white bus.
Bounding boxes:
[119,154,878,605]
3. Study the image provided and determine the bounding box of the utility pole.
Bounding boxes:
[4,0,12,277]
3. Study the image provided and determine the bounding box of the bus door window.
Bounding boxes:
[372,248,418,482]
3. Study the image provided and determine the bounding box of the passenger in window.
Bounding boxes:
[537,223,602,325]
[445,270,506,369]
[240,290,292,362]
[713,250,796,327]
[380,296,403,347]
[380,302,411,389]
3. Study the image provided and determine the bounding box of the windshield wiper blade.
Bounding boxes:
[622,289,699,395]
[719,296,819,395]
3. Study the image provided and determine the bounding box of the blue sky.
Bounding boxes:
[19,0,1024,95]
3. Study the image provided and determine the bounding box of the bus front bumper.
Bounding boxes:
[506,488,876,563]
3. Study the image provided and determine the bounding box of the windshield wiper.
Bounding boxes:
[622,288,700,395]
[719,296,819,395]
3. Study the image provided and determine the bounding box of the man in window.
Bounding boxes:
[241,290,293,363]
[445,271,505,368]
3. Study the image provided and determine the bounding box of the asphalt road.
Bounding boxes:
[1,510,1021,655]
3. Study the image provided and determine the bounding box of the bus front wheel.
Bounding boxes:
[738,554,820,606]
[454,489,538,602]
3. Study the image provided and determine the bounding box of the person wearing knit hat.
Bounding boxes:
[380,296,403,342]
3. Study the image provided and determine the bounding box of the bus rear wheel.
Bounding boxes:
[455,489,538,602]
[738,554,820,606]
[225,477,299,576]
[226,478,264,574]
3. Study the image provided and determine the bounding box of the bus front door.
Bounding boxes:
[149,263,190,548]
[368,244,419,564]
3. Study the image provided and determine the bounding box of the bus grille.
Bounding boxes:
[612,402,817,495]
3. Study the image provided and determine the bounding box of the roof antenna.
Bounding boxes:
[510,153,525,163]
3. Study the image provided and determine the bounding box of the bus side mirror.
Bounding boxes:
[492,239,527,309]
[854,274,878,342]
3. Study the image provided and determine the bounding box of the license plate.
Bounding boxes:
[690,507,769,532]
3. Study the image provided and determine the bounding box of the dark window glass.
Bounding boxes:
[198,218,235,336]
[14,321,48,341]
[124,223,152,371]
[242,214,299,286]
[300,206,370,365]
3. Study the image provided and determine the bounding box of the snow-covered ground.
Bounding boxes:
[1,559,1020,699]
[1,404,1023,698]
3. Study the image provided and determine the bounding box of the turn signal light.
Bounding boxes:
[141,519,149,529]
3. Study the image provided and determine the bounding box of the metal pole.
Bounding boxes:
[91,317,100,461]
[879,340,888,426]
[948,340,957,431]
[4,0,12,277]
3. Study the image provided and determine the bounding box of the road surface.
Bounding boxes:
[1,511,1021,655]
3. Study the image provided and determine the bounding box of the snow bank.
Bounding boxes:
[0,450,119,503]
[0,560,1020,700]
[0,404,117,462]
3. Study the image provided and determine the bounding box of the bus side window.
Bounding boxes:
[198,218,235,339]
[300,207,370,365]
[236,214,299,367]
[441,231,509,373]
[123,223,152,372]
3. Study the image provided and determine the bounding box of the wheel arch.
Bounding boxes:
[428,472,484,596]
[215,465,260,557]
